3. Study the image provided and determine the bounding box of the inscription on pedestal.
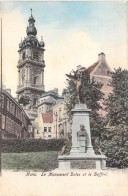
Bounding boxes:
[71,160,96,169]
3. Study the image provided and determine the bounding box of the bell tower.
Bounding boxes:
[16,9,45,114]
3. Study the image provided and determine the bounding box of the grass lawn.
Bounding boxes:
[2,151,59,172]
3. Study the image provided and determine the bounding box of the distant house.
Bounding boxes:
[34,113,53,139]
[88,52,112,99]
[34,88,65,139]
[87,53,112,116]
[42,113,53,139]
[34,88,71,139]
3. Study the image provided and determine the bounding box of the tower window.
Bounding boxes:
[22,52,25,60]
[33,51,38,60]
[33,98,37,106]
[34,77,37,84]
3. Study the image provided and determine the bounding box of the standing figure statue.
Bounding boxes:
[66,65,86,103]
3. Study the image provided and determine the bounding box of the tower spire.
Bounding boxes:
[30,8,32,17]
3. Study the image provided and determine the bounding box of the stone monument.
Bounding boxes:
[58,66,107,169]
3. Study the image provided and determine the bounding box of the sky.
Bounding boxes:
[0,1,127,97]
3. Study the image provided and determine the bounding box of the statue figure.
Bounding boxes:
[59,133,72,155]
[77,124,87,153]
[66,65,86,104]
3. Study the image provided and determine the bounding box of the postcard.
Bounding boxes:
[0,1,128,196]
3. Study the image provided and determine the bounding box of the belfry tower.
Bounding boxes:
[16,9,45,119]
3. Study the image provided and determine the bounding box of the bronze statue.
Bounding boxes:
[66,65,86,103]
[77,124,87,138]
[77,124,87,153]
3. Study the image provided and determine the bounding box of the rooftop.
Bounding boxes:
[42,113,53,123]
[87,61,99,74]
[41,88,58,98]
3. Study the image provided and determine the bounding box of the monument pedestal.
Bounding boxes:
[58,154,107,170]
[58,104,107,170]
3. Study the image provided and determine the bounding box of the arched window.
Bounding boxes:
[33,98,36,106]
[33,51,38,60]
[34,77,37,84]
[22,52,25,60]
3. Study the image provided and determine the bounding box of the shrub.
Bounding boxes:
[1,138,66,153]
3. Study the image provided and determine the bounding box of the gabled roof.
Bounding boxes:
[42,113,53,123]
[87,52,111,75]
[87,61,99,75]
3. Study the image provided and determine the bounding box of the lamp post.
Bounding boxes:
[54,112,58,139]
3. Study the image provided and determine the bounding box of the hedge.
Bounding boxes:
[1,139,66,153]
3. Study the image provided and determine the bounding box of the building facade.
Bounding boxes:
[52,100,71,139]
[1,89,31,139]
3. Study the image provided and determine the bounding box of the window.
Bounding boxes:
[19,110,21,120]
[22,52,25,60]
[7,99,9,111]
[15,107,17,117]
[9,101,12,112]
[34,77,37,84]
[107,70,111,76]
[1,94,4,108]
[33,51,38,60]
[48,127,51,132]
[33,98,36,106]
[48,135,51,138]
[44,127,47,132]
[12,103,15,115]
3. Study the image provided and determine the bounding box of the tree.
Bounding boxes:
[102,68,128,168]
[66,68,105,153]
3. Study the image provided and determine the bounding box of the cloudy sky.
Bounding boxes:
[0,1,127,96]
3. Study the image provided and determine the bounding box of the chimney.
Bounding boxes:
[2,85,6,90]
[98,52,106,62]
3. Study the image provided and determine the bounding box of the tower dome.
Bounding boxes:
[26,9,37,36]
